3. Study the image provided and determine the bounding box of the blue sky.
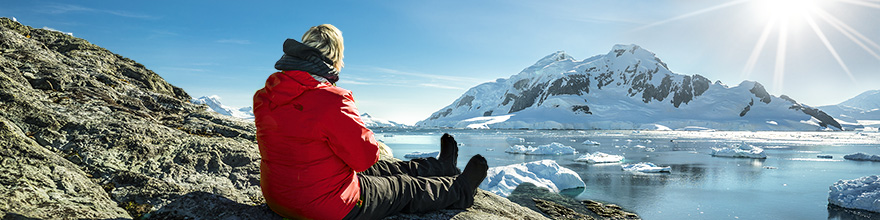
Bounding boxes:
[4,0,879,124]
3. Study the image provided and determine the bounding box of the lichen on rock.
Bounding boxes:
[0,17,547,219]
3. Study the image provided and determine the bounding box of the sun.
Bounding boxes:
[632,0,880,94]
[754,0,823,20]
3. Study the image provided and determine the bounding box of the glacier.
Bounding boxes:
[191,95,254,120]
[359,113,409,128]
[416,44,842,131]
[479,160,585,197]
[828,175,880,213]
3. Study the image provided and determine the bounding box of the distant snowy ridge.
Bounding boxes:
[479,160,585,197]
[416,44,841,131]
[191,95,253,120]
[359,113,409,128]
[404,151,439,159]
[819,90,880,131]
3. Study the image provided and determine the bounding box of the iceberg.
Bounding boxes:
[506,137,525,145]
[574,152,624,163]
[710,143,767,159]
[404,151,439,159]
[504,142,577,155]
[581,140,600,145]
[843,153,880,162]
[828,175,880,213]
[479,160,585,197]
[621,162,671,173]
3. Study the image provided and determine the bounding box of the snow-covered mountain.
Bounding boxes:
[191,95,254,120]
[360,113,409,128]
[416,44,842,131]
[819,90,880,130]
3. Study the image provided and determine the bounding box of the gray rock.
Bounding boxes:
[0,116,130,219]
[0,17,543,219]
[508,182,640,220]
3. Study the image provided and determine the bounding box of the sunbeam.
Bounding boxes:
[773,18,789,94]
[837,0,880,9]
[742,19,777,80]
[804,13,859,84]
[814,8,880,61]
[631,0,877,94]
[630,0,748,31]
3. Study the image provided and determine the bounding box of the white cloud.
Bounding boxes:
[45,4,159,20]
[360,66,488,83]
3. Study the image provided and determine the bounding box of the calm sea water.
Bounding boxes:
[372,128,880,220]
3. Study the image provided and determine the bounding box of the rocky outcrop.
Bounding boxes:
[0,17,545,219]
[507,182,640,220]
[0,17,261,219]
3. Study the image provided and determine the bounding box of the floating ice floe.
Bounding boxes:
[621,162,670,173]
[828,175,880,213]
[574,152,624,163]
[843,153,880,162]
[506,137,525,145]
[817,155,833,159]
[582,140,600,145]
[404,151,439,159]
[505,142,578,155]
[479,160,585,197]
[710,143,767,159]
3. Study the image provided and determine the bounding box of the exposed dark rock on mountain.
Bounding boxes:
[780,95,841,129]
[418,44,843,131]
[0,18,545,219]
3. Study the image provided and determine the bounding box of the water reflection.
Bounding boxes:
[374,129,880,219]
[827,204,880,220]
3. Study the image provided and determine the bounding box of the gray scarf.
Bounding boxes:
[274,39,339,84]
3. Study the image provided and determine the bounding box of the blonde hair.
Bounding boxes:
[302,24,344,70]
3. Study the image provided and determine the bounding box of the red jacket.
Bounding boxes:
[254,70,380,220]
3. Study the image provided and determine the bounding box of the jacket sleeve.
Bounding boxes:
[321,93,380,172]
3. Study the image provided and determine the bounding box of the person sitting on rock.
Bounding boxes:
[253,24,488,220]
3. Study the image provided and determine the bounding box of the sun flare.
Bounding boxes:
[755,0,822,19]
[633,0,878,94]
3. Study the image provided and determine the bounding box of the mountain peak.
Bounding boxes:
[839,90,880,110]
[528,50,575,68]
[607,44,669,70]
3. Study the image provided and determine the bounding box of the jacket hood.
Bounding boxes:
[258,70,328,110]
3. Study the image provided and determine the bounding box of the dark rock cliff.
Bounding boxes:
[0,18,547,219]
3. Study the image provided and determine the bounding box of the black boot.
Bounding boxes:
[449,154,488,209]
[438,133,461,175]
